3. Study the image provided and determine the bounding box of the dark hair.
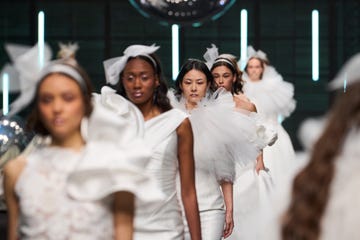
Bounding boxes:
[281,81,360,240]
[211,56,243,94]
[174,59,217,98]
[244,57,269,80]
[27,60,93,135]
[116,54,172,113]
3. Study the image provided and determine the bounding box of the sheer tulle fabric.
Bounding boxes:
[242,66,296,119]
[169,88,269,183]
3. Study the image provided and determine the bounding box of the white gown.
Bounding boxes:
[169,89,270,240]
[15,89,163,240]
[134,109,188,240]
[243,66,297,186]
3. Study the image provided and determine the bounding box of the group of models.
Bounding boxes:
[1,41,358,240]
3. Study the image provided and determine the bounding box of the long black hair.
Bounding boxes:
[174,59,217,98]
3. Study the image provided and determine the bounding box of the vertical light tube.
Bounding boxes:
[38,11,45,68]
[240,9,248,70]
[172,24,179,81]
[343,73,347,93]
[2,73,9,115]
[312,10,319,81]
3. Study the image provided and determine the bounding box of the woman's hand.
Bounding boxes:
[223,209,234,238]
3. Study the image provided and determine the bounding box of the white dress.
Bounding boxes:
[134,109,188,240]
[243,66,297,186]
[15,88,163,240]
[169,89,270,240]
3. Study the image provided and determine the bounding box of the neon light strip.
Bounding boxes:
[2,73,9,115]
[38,11,45,68]
[312,10,319,81]
[240,9,248,70]
[172,24,179,81]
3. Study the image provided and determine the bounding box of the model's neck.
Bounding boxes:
[51,131,85,152]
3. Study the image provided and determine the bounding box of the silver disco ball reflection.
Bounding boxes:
[129,0,237,26]
[0,115,33,167]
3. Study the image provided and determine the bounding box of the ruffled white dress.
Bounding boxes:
[261,128,360,240]
[15,88,163,239]
[134,109,188,240]
[169,89,270,240]
[243,66,297,186]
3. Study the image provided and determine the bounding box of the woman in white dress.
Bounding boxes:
[172,59,269,240]
[242,46,296,186]
[203,44,275,240]
[279,53,360,240]
[3,44,161,240]
[103,44,202,240]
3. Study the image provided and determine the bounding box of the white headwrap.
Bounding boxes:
[329,52,360,90]
[203,44,237,70]
[103,44,160,85]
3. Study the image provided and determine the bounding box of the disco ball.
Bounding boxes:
[0,115,33,167]
[129,0,237,26]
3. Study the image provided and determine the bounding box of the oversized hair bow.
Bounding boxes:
[3,43,52,116]
[103,44,160,85]
[203,44,219,69]
[247,46,268,61]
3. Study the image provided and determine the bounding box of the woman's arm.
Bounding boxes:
[233,93,257,112]
[177,118,202,240]
[113,191,135,240]
[220,182,234,238]
[3,158,24,240]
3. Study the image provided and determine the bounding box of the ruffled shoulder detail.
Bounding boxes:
[67,141,163,203]
[67,88,163,203]
[242,66,296,119]
[89,86,145,142]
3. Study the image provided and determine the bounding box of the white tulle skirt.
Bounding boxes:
[228,162,274,240]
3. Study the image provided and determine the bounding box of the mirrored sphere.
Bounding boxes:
[129,0,237,26]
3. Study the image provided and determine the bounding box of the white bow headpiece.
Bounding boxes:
[58,42,79,59]
[247,46,268,62]
[4,43,53,116]
[203,44,219,69]
[329,52,360,90]
[103,44,160,85]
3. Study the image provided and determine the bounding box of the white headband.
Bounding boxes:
[329,52,360,90]
[103,44,160,85]
[39,63,87,92]
[214,55,237,71]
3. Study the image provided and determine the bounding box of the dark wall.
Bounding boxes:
[1,0,359,150]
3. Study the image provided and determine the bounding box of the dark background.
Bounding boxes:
[1,0,360,151]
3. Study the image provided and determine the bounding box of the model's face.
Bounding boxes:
[246,58,263,81]
[38,74,85,140]
[122,58,159,106]
[212,65,235,92]
[180,69,208,108]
